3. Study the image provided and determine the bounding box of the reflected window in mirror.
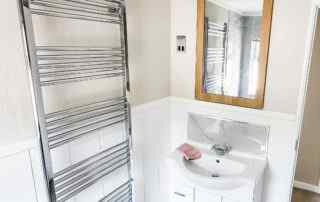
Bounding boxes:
[195,0,274,109]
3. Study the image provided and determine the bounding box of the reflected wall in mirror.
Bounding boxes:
[195,0,274,109]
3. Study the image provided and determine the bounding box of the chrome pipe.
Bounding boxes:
[47,106,126,134]
[49,117,127,149]
[46,101,126,126]
[108,190,131,202]
[55,151,129,189]
[31,9,122,24]
[36,46,123,52]
[56,160,129,202]
[39,66,124,76]
[48,112,126,141]
[37,55,123,61]
[98,180,132,202]
[40,71,125,86]
[56,158,129,200]
[39,67,124,78]
[38,59,123,67]
[45,96,125,119]
[31,0,120,17]
[32,0,122,9]
[54,146,129,184]
[54,140,128,177]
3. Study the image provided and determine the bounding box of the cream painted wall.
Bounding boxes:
[295,13,320,186]
[170,0,311,114]
[0,0,36,143]
[127,0,171,105]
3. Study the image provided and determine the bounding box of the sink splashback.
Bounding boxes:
[187,113,269,156]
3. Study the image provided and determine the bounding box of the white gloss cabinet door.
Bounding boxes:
[0,152,38,202]
[172,186,194,202]
[196,190,221,202]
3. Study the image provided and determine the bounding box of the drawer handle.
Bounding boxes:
[174,192,186,197]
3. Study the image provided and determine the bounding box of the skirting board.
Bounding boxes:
[294,181,320,194]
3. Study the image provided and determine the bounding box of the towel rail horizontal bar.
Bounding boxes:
[206,54,225,58]
[46,96,125,119]
[47,106,126,134]
[208,33,225,38]
[37,53,124,59]
[206,61,224,65]
[63,0,124,7]
[206,58,224,62]
[54,140,128,177]
[39,66,124,77]
[39,64,124,72]
[48,112,126,141]
[49,117,127,149]
[98,179,132,202]
[31,8,122,24]
[55,151,129,191]
[31,0,120,18]
[110,190,131,202]
[46,101,126,126]
[103,189,131,202]
[31,0,123,9]
[56,158,129,200]
[37,52,124,60]
[46,100,126,126]
[39,67,124,78]
[40,71,125,86]
[38,59,123,67]
[208,30,225,35]
[208,21,225,28]
[56,159,129,202]
[207,48,224,52]
[208,26,225,32]
[36,46,123,52]
[54,145,129,185]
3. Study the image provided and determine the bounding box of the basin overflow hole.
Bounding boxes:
[216,159,220,163]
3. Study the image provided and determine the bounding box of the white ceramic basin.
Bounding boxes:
[174,148,266,190]
[182,154,247,178]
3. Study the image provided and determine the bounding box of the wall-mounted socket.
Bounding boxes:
[176,35,186,53]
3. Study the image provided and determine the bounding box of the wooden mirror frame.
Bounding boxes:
[195,0,274,109]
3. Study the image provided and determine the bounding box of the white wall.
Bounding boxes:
[0,0,36,143]
[132,99,171,202]
[170,0,312,114]
[127,0,171,105]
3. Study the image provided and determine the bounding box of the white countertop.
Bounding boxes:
[0,135,38,158]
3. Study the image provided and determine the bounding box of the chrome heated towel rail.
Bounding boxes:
[17,0,133,201]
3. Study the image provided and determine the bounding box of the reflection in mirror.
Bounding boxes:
[204,0,263,99]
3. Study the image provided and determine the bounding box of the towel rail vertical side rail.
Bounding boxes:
[17,0,57,201]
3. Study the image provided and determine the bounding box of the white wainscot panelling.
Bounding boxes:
[131,98,171,202]
[0,152,38,202]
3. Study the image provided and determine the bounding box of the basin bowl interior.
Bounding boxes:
[182,154,247,178]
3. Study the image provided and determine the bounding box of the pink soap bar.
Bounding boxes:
[177,143,202,160]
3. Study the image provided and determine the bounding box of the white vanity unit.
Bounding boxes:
[170,113,269,202]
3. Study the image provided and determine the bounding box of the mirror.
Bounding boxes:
[195,0,274,109]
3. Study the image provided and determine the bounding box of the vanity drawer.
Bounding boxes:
[172,185,194,202]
